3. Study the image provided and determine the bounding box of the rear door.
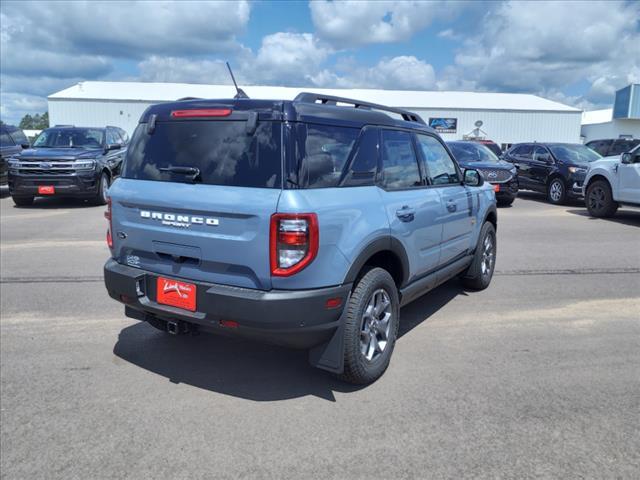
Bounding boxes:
[618,147,640,204]
[377,129,443,281]
[416,133,473,266]
[530,145,554,191]
[110,116,283,290]
[510,144,534,188]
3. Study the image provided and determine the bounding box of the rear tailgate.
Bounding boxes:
[110,180,279,290]
[108,112,283,290]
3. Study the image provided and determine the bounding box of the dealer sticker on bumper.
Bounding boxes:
[156,277,196,311]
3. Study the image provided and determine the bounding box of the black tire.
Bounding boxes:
[95,171,110,205]
[461,222,496,290]
[338,267,400,385]
[12,195,34,207]
[585,180,618,218]
[497,198,514,207]
[547,177,567,205]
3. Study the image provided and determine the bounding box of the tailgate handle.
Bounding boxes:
[156,252,199,265]
[152,241,201,265]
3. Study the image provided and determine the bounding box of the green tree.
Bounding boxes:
[18,112,49,129]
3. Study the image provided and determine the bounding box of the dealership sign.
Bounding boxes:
[428,117,457,133]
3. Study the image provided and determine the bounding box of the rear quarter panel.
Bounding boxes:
[274,186,390,289]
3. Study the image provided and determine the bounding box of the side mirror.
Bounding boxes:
[538,154,553,164]
[621,153,633,164]
[464,168,484,187]
[106,143,121,151]
[21,143,30,149]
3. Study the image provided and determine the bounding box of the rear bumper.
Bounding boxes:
[104,259,351,349]
[492,179,518,201]
[8,172,100,197]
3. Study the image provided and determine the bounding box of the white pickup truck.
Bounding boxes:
[583,144,640,217]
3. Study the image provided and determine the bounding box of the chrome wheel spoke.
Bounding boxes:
[359,288,393,362]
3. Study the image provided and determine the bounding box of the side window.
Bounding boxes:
[380,130,422,189]
[342,127,378,187]
[0,130,14,147]
[296,124,359,188]
[517,145,533,158]
[532,146,549,162]
[416,134,460,186]
[9,129,29,146]
[106,129,119,145]
[118,128,129,145]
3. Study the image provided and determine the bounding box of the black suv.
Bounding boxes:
[8,125,128,206]
[503,143,601,204]
[586,138,639,157]
[1,124,30,186]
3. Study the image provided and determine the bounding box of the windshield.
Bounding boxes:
[33,128,104,148]
[122,120,282,188]
[448,142,501,164]
[548,144,602,163]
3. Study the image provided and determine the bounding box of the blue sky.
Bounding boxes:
[1,0,639,124]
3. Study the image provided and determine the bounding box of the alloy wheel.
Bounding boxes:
[588,186,606,212]
[550,180,563,202]
[360,288,392,362]
[481,233,495,278]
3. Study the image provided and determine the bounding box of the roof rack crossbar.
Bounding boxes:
[294,92,426,124]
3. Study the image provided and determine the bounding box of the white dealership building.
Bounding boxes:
[48,81,582,149]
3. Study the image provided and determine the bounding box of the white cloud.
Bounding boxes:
[449,0,640,106]
[312,56,436,90]
[310,0,454,47]
[0,92,48,125]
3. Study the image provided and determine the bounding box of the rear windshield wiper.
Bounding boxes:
[159,166,201,183]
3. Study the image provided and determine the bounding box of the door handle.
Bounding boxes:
[396,206,415,222]
[446,200,457,213]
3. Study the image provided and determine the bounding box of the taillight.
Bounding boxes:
[270,213,318,277]
[105,198,113,249]
[170,109,232,118]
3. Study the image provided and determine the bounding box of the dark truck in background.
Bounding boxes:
[7,125,129,206]
[1,124,30,187]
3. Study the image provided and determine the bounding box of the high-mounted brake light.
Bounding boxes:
[270,213,318,277]
[105,198,113,249]
[170,109,232,118]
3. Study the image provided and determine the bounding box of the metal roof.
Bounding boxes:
[49,81,581,113]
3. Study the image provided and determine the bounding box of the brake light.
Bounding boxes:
[270,213,318,277]
[170,109,232,118]
[494,184,500,192]
[105,198,113,249]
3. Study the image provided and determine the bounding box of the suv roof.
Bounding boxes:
[140,93,436,134]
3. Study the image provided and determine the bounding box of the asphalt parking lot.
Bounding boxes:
[1,189,639,479]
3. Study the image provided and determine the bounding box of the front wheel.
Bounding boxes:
[586,180,618,218]
[95,172,110,205]
[338,267,400,385]
[461,222,496,290]
[547,178,566,205]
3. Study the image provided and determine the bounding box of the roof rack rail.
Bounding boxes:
[294,92,426,124]
[54,124,75,127]
[177,97,202,101]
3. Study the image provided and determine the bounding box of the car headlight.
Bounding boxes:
[75,159,97,170]
[568,166,586,174]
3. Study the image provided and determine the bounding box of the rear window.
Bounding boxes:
[123,121,282,188]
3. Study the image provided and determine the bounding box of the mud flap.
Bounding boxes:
[308,292,350,374]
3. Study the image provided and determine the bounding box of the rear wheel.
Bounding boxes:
[12,195,34,207]
[339,267,399,385]
[497,198,514,207]
[586,180,618,218]
[95,171,110,205]
[547,178,566,205]
[461,222,496,290]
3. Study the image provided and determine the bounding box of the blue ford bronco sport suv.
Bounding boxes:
[104,93,497,384]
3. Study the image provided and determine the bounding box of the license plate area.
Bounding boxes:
[156,277,196,311]
[38,185,55,195]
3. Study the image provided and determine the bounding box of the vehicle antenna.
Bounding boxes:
[226,62,249,99]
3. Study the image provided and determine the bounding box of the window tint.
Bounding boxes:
[416,134,460,185]
[106,129,120,145]
[341,128,378,187]
[9,129,28,146]
[515,145,532,157]
[294,124,359,188]
[123,120,282,188]
[610,139,640,155]
[532,145,549,162]
[380,130,421,189]
[1,130,14,147]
